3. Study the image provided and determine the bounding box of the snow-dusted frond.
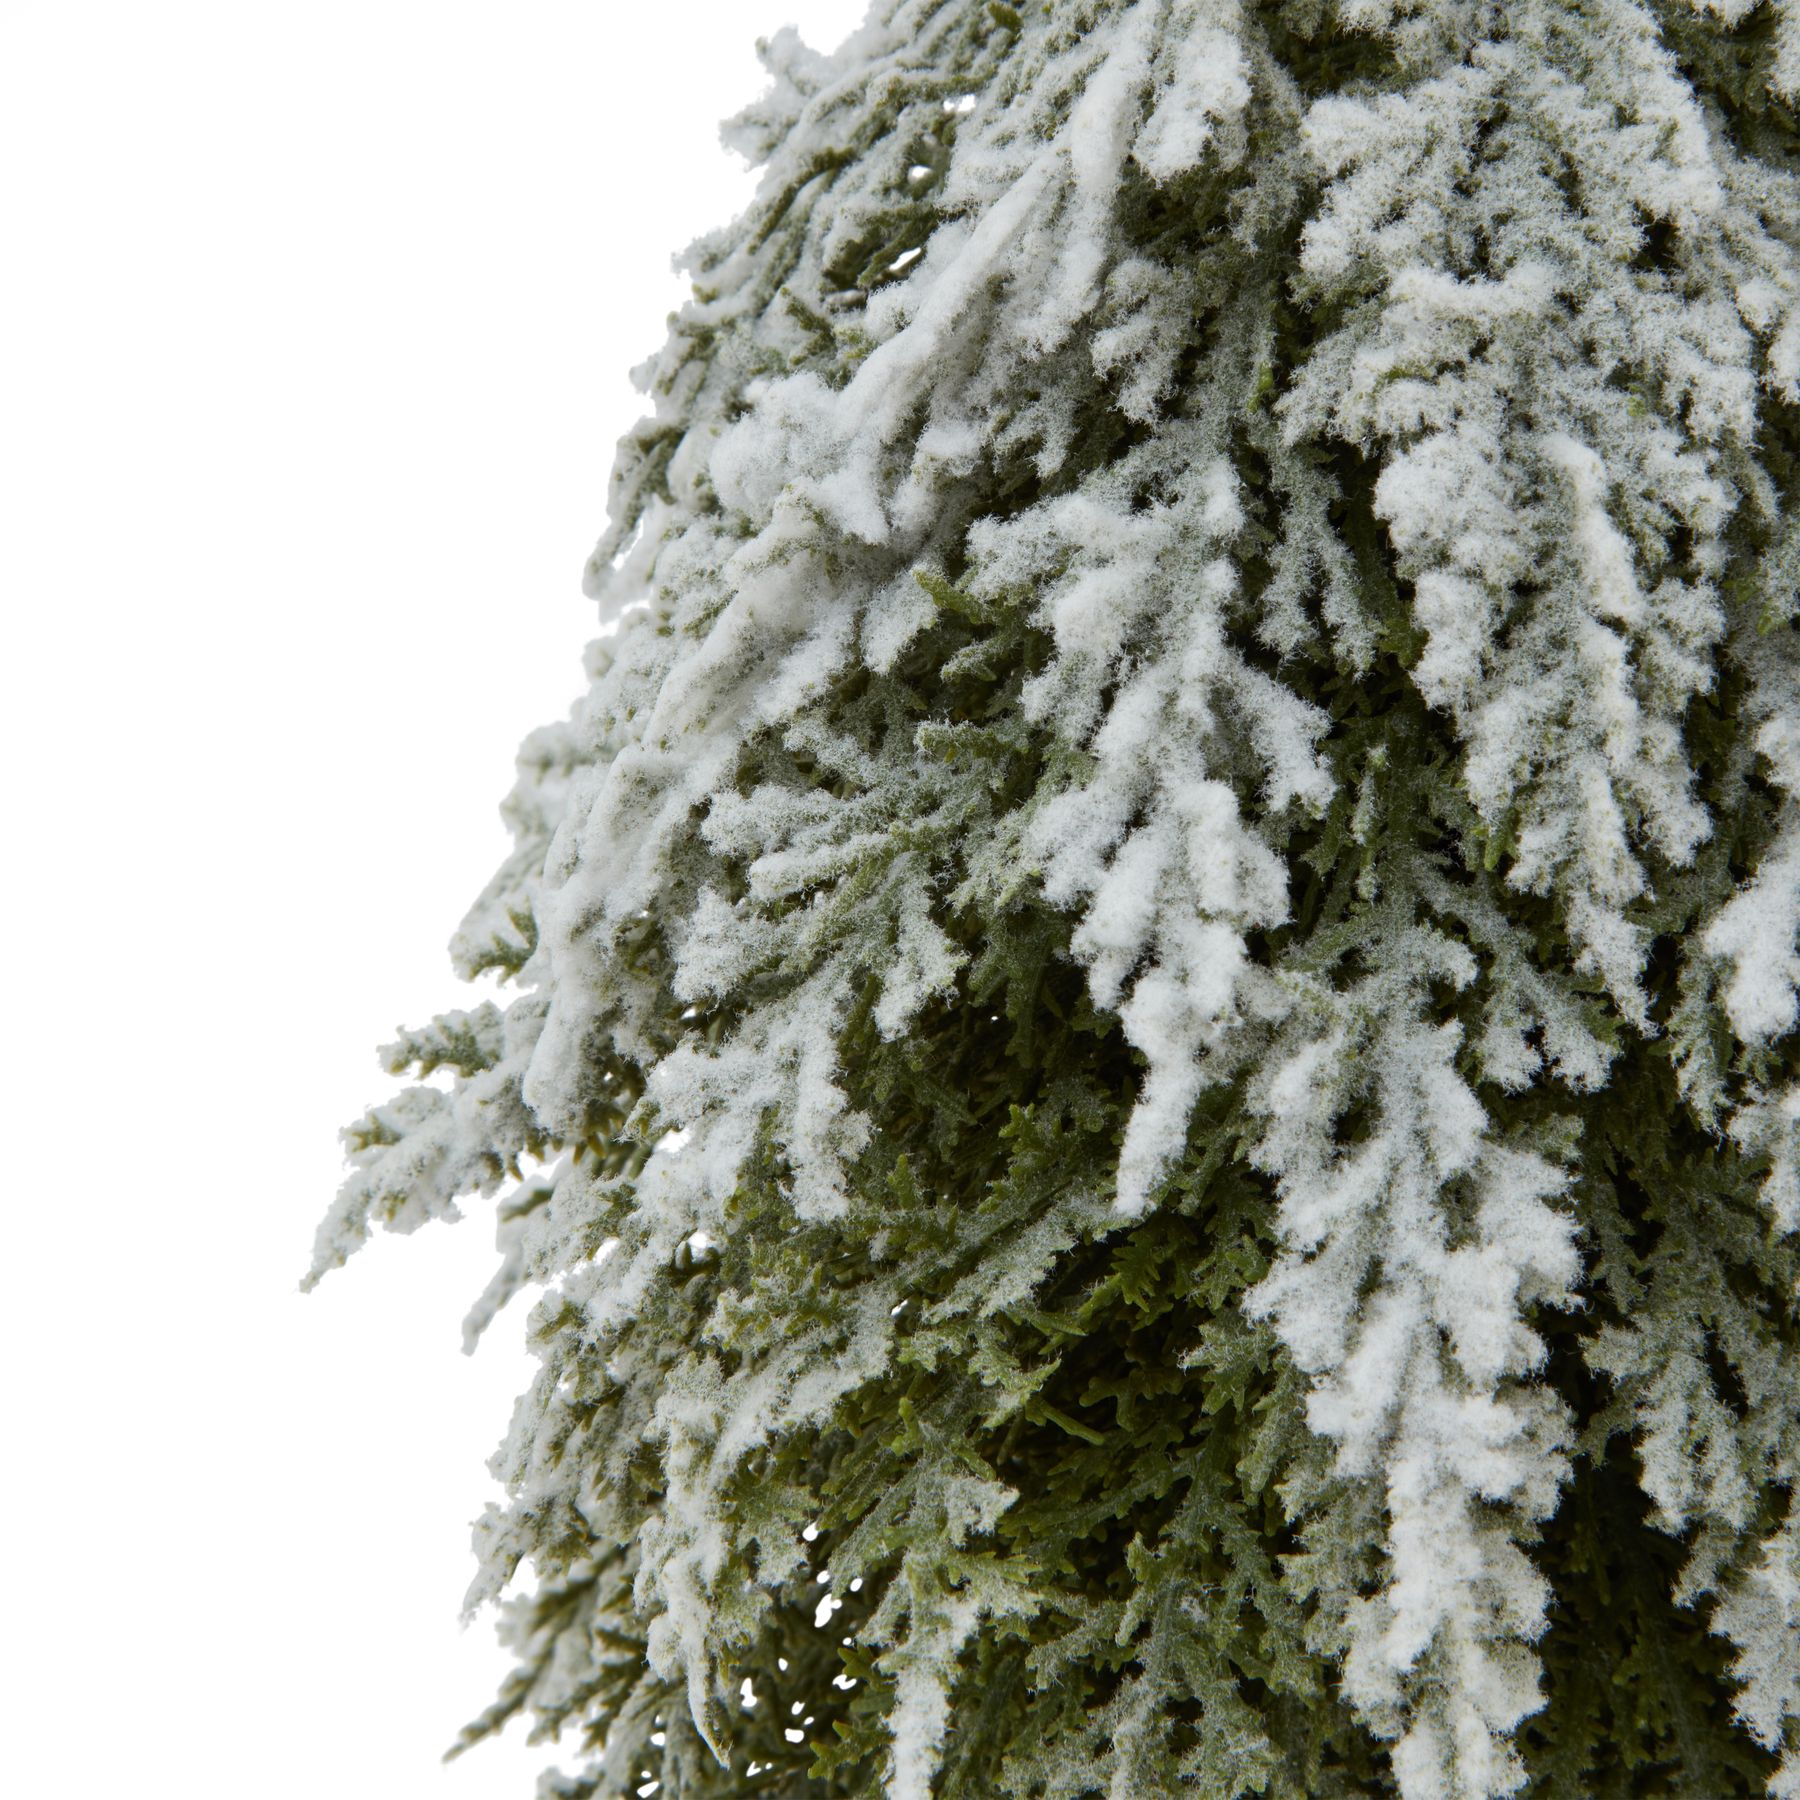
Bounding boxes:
[1706,693,1800,1046]
[1715,1513,1800,1796]
[1729,1082,1800,1235]
[1681,0,1800,98]
[1284,4,1790,1021]
[306,993,549,1288]
[1246,916,1580,1799]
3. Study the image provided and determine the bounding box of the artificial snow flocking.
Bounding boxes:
[313,4,1800,1796]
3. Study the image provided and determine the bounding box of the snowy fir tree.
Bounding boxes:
[311,3,1800,1795]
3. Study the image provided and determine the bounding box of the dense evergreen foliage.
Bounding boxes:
[314,3,1800,1794]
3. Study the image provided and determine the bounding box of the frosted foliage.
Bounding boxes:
[1282,4,1795,1020]
[1246,920,1580,1800]
[319,2,1800,1797]
[1732,1084,1800,1236]
[1709,701,1800,1046]
[969,435,1329,1212]
[1685,0,1800,96]
[1716,1515,1800,1796]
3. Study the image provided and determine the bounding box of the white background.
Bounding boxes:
[1,2,864,1793]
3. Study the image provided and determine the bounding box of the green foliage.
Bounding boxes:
[320,3,1800,1796]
